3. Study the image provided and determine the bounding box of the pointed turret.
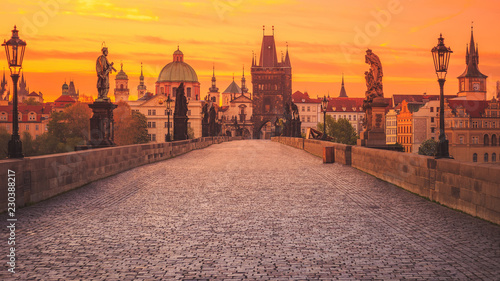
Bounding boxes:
[338,73,348,98]
[258,26,278,67]
[137,62,147,97]
[284,43,291,67]
[209,64,218,93]
[458,24,487,79]
[241,66,248,94]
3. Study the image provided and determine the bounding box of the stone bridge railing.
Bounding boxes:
[0,136,242,213]
[272,137,500,225]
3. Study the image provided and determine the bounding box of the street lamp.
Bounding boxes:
[159,95,173,142]
[3,26,26,158]
[321,95,328,140]
[431,33,452,158]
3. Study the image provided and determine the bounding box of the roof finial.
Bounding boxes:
[263,25,265,35]
[120,61,123,71]
[233,73,234,81]
[177,44,179,50]
[342,72,344,85]
[242,64,245,77]
[272,25,274,35]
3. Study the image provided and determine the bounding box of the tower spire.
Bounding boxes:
[338,73,348,98]
[241,65,247,94]
[209,63,218,93]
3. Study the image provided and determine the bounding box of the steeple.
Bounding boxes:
[137,62,147,97]
[258,26,278,67]
[458,24,487,79]
[338,73,348,98]
[139,62,144,81]
[241,65,248,94]
[284,42,291,67]
[209,64,218,93]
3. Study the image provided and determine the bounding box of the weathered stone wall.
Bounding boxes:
[272,137,500,225]
[0,136,241,212]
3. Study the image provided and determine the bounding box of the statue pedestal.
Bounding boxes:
[88,100,117,148]
[174,116,188,140]
[358,97,388,148]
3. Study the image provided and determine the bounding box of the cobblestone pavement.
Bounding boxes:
[2,140,500,280]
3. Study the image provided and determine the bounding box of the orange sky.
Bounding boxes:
[1,0,499,102]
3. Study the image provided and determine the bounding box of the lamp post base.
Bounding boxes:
[435,139,453,159]
[8,136,24,158]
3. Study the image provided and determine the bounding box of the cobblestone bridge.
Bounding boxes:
[2,140,499,280]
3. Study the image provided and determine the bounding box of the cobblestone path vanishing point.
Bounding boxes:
[1,140,499,280]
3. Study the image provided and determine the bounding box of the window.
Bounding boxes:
[484,153,489,162]
[492,153,497,162]
[459,136,464,144]
[187,87,191,98]
[431,117,434,123]
[431,127,435,133]
[148,134,152,141]
[348,115,352,121]
[152,110,156,115]
[0,112,6,121]
[472,121,478,128]
[492,135,497,146]
[25,125,29,130]
[472,136,478,144]
[148,109,152,115]
[473,153,477,162]
[29,113,36,121]
[152,134,156,141]
[147,122,156,128]
[333,115,337,120]
[301,106,305,112]
[343,115,346,119]
[307,106,310,112]
[35,125,39,131]
[353,115,356,121]
[430,107,434,112]
[307,116,311,122]
[484,134,489,146]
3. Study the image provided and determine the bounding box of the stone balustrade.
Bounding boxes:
[272,136,500,225]
[0,136,242,212]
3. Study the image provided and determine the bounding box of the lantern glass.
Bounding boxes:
[321,96,328,112]
[2,26,26,76]
[166,95,172,111]
[431,34,452,80]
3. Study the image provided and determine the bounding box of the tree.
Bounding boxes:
[21,131,36,157]
[0,127,10,159]
[22,98,41,105]
[418,139,438,156]
[114,101,148,145]
[317,116,358,145]
[187,125,195,139]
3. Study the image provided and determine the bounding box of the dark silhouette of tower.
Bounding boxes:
[251,26,291,138]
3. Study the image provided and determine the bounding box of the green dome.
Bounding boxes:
[157,61,198,83]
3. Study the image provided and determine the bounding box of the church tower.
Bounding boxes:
[114,63,129,102]
[338,73,348,98]
[457,25,487,100]
[251,26,292,138]
[0,69,9,101]
[62,81,69,96]
[137,62,147,98]
[208,65,220,105]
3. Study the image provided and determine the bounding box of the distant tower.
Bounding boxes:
[18,73,28,102]
[62,81,69,95]
[338,73,348,98]
[208,65,219,105]
[114,63,129,102]
[137,62,147,98]
[457,24,488,100]
[241,66,248,94]
[0,69,9,101]
[496,81,500,99]
[222,74,241,107]
[251,26,292,138]
[68,80,79,101]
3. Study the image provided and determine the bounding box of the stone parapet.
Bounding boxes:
[273,137,500,225]
[0,136,238,213]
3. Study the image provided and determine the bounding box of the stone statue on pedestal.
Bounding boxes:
[96,45,116,101]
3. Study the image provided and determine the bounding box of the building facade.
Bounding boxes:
[0,104,52,139]
[412,100,440,152]
[291,91,319,135]
[114,64,129,102]
[251,27,291,138]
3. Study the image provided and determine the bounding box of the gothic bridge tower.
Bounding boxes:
[251,26,291,138]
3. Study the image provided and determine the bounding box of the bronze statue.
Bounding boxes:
[96,45,116,100]
[174,83,188,117]
[364,49,384,103]
[291,102,299,120]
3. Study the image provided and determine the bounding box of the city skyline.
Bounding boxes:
[1,0,499,102]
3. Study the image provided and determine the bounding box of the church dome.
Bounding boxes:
[157,48,198,83]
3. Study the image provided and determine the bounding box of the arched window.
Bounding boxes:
[492,134,497,146]
[492,153,497,162]
[484,153,489,162]
[473,153,477,162]
[120,84,124,89]
[484,134,489,146]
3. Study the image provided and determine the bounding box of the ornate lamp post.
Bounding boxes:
[159,95,173,142]
[321,95,328,140]
[431,34,453,158]
[3,26,26,158]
